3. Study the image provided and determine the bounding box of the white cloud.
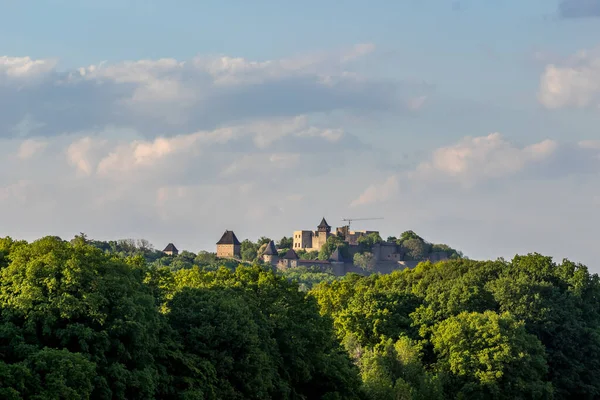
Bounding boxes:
[76,116,349,182]
[350,133,600,208]
[0,44,426,139]
[17,139,47,160]
[67,137,108,176]
[0,56,57,81]
[350,175,399,207]
[538,48,600,109]
[410,133,558,186]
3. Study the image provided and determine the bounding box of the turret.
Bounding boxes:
[262,240,279,265]
[317,217,331,234]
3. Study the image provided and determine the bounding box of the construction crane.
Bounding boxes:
[341,217,384,230]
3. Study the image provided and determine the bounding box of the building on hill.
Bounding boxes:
[262,240,279,264]
[162,243,179,256]
[284,216,451,276]
[275,247,348,274]
[216,230,241,259]
[292,217,333,251]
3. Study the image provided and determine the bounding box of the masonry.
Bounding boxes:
[273,217,448,276]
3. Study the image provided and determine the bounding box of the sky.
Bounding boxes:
[1,0,600,269]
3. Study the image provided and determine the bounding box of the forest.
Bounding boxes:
[1,234,599,399]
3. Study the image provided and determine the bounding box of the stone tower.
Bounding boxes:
[314,217,332,251]
[262,240,279,265]
[279,249,299,270]
[216,230,241,259]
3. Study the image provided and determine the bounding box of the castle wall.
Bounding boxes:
[313,231,330,252]
[292,230,332,252]
[293,230,316,250]
[372,243,403,262]
[217,244,240,259]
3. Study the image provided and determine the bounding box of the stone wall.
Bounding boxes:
[217,244,240,258]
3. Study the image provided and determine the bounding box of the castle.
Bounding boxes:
[216,230,241,259]
[210,217,449,276]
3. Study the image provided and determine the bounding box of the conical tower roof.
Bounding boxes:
[318,217,330,228]
[263,240,277,256]
[283,249,299,260]
[216,230,241,245]
[163,243,178,252]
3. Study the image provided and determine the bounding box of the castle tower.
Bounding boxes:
[279,249,299,270]
[315,217,332,251]
[262,240,279,265]
[216,230,241,259]
[162,243,179,256]
[318,217,331,234]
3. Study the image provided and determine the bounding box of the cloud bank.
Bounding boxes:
[0,44,428,139]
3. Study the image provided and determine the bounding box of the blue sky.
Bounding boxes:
[1,0,600,269]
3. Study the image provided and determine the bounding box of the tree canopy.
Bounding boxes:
[311,254,600,399]
[1,234,598,399]
[0,236,360,399]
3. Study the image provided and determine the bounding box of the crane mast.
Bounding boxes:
[341,217,383,230]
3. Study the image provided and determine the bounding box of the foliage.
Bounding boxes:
[397,231,424,244]
[2,233,598,399]
[353,252,376,272]
[401,239,431,261]
[0,235,361,399]
[278,236,293,250]
[318,236,349,261]
[241,239,259,261]
[431,311,552,399]
[357,233,383,253]
[311,254,600,399]
[297,250,319,260]
[430,244,463,260]
[396,231,463,261]
[358,337,443,400]
[0,236,164,399]
[281,266,337,291]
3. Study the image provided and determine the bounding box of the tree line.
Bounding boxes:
[1,234,599,399]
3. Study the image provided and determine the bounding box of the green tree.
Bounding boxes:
[488,254,600,398]
[319,236,349,260]
[359,337,442,400]
[431,311,552,399]
[167,287,277,399]
[0,237,168,399]
[353,252,376,272]
[281,266,337,291]
[257,237,272,247]
[195,251,218,266]
[401,239,430,261]
[171,265,362,399]
[240,239,258,261]
[357,233,383,253]
[0,348,97,400]
[278,237,293,250]
[398,231,424,244]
